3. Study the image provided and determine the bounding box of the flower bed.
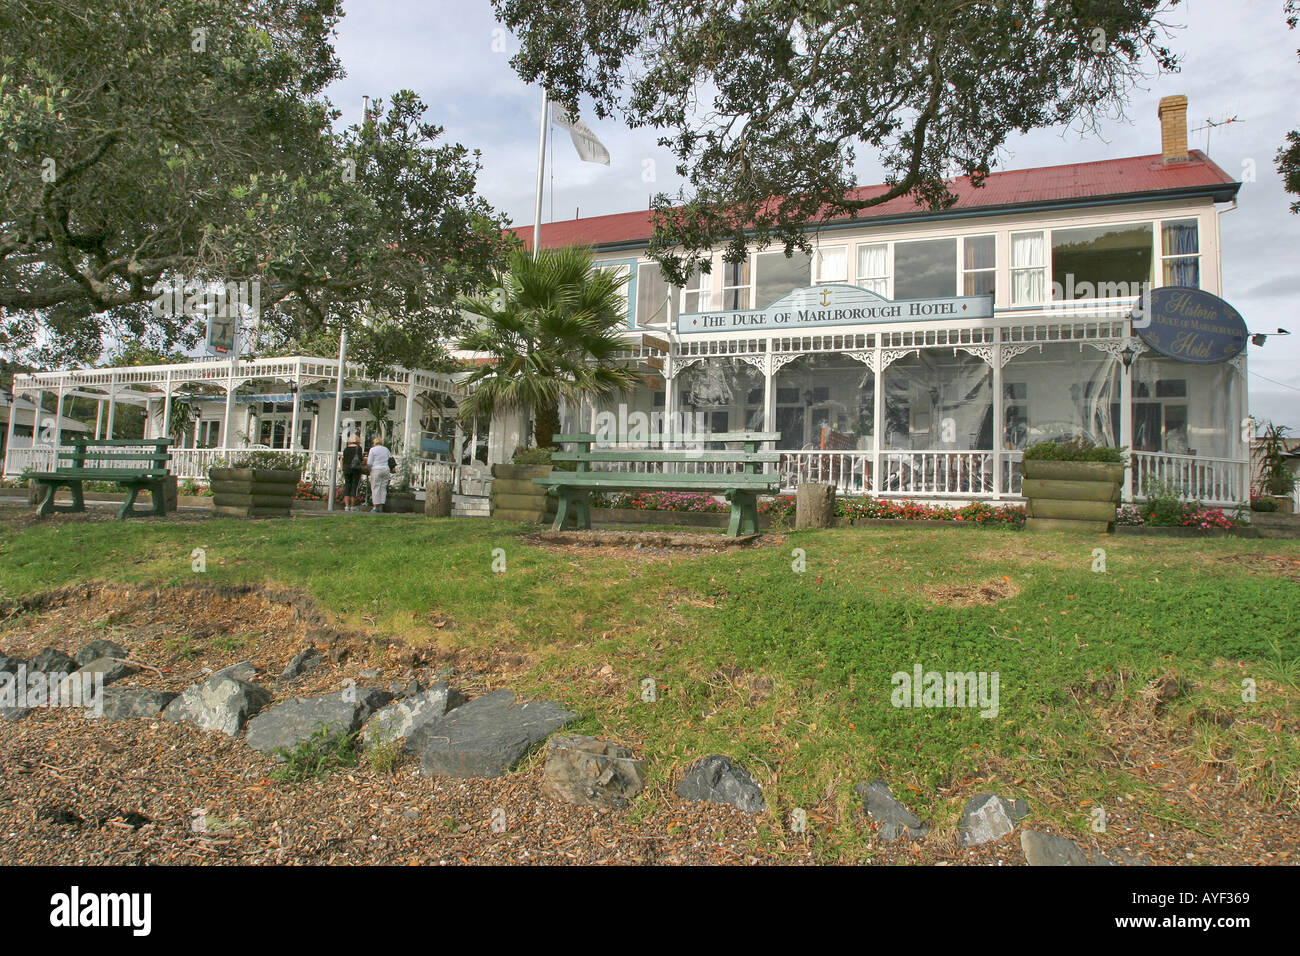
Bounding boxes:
[595,491,1025,527]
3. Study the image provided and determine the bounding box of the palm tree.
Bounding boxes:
[456,245,642,449]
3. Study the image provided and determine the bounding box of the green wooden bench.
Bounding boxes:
[29,438,173,519]
[534,432,782,536]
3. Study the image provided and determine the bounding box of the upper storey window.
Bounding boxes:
[1051,223,1153,300]
[894,238,956,299]
[1160,219,1200,287]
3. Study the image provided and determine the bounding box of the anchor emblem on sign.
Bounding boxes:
[819,288,832,306]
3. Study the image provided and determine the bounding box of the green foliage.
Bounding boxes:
[1023,437,1126,462]
[457,245,643,448]
[361,737,403,775]
[0,2,508,369]
[492,0,1181,282]
[1140,478,1189,527]
[511,446,554,465]
[223,451,308,472]
[1255,421,1297,497]
[270,726,360,783]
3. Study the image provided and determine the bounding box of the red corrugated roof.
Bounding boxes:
[508,150,1238,251]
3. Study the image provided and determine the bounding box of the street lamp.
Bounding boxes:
[1119,340,1142,371]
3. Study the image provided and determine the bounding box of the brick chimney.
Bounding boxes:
[1158,94,1189,164]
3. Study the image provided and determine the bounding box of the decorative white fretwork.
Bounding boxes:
[1087,340,1148,361]
[667,355,706,378]
[736,354,767,373]
[999,343,1044,367]
[955,346,995,367]
[844,350,875,370]
[880,348,920,369]
[770,354,802,375]
[1228,353,1247,375]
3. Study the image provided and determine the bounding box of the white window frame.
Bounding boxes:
[891,236,960,298]
[814,245,848,283]
[720,255,753,310]
[961,234,996,297]
[1011,230,1047,306]
[854,242,890,297]
[681,261,713,313]
[1158,217,1201,289]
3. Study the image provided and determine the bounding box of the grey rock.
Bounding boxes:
[88,688,178,721]
[245,692,364,754]
[359,668,382,679]
[75,640,129,667]
[278,648,323,682]
[855,778,929,842]
[405,678,422,697]
[1021,829,1118,867]
[162,676,272,736]
[542,735,646,809]
[676,755,766,814]
[362,680,465,750]
[959,793,1029,847]
[411,689,577,779]
[354,686,395,714]
[28,647,76,674]
[60,656,138,693]
[209,660,259,683]
[0,654,21,675]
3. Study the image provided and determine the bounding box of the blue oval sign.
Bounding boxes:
[1132,287,1247,364]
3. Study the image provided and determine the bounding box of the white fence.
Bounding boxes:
[5,445,458,497]
[1129,452,1250,507]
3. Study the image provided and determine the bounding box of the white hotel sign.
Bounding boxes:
[676,284,995,334]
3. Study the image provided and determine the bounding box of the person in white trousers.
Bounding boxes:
[366,436,392,513]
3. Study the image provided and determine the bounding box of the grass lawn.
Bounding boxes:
[1,510,1297,863]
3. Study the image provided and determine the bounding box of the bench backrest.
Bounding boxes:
[56,438,172,473]
[551,432,780,475]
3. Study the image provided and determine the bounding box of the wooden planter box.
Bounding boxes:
[491,463,556,523]
[1251,511,1300,539]
[1021,460,1124,533]
[208,467,300,518]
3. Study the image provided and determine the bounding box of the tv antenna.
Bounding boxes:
[1191,115,1243,157]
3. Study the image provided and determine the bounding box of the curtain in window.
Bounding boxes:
[1011,233,1045,303]
[1162,220,1200,287]
[1162,220,1198,255]
[857,244,888,296]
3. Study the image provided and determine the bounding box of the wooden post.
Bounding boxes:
[795,482,836,529]
[425,479,453,517]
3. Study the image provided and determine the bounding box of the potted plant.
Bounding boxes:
[1255,422,1297,514]
[1020,438,1126,532]
[209,451,306,518]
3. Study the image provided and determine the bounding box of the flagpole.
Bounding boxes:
[532,87,548,260]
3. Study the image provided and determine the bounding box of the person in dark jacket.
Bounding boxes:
[341,434,366,512]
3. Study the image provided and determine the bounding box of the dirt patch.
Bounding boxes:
[1217,553,1300,582]
[924,576,1020,607]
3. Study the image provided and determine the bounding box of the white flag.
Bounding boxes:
[550,103,611,165]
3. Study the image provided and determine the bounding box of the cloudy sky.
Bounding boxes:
[329,0,1299,428]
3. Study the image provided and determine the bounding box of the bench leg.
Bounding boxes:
[572,491,591,530]
[727,491,759,536]
[552,490,571,531]
[118,484,142,519]
[37,482,57,517]
[37,480,86,516]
